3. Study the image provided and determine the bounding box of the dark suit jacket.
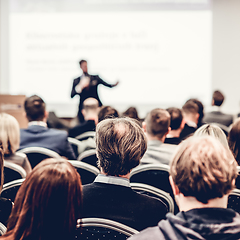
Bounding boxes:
[179,123,197,141]
[82,182,168,231]
[68,120,96,138]
[71,75,115,122]
[203,111,233,127]
[20,125,76,159]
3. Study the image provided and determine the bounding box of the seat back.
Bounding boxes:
[130,164,179,213]
[228,188,240,213]
[0,222,6,236]
[68,137,82,158]
[68,161,99,185]
[76,218,139,240]
[2,178,25,202]
[3,161,27,184]
[76,131,95,141]
[17,147,61,168]
[78,149,98,168]
[130,182,174,213]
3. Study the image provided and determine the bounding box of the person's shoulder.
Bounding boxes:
[128,225,163,240]
[47,128,68,138]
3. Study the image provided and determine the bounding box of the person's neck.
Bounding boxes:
[101,170,130,180]
[177,193,228,212]
[167,128,181,138]
[146,134,164,143]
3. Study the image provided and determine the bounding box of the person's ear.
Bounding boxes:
[82,109,86,117]
[44,111,49,119]
[169,176,179,196]
[142,122,147,132]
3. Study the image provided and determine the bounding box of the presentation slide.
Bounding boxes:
[8,0,211,116]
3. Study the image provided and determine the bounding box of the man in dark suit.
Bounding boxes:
[19,95,76,159]
[71,60,119,123]
[203,90,233,127]
[179,100,199,141]
[82,117,168,231]
[165,107,184,145]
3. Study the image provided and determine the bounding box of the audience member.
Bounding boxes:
[0,144,12,226]
[0,158,82,240]
[228,118,240,165]
[179,100,199,140]
[122,107,141,123]
[98,105,119,122]
[19,95,76,159]
[186,98,205,128]
[82,117,168,231]
[141,108,176,165]
[194,123,228,148]
[68,97,99,138]
[129,136,240,240]
[203,90,233,127]
[0,113,32,174]
[165,107,184,145]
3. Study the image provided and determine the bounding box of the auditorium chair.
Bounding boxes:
[68,137,83,158]
[4,161,27,184]
[2,178,25,202]
[75,218,139,240]
[68,160,99,185]
[228,188,240,214]
[76,131,95,141]
[130,182,174,213]
[130,163,179,214]
[77,149,98,168]
[17,147,61,168]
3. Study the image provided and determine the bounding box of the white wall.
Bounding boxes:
[212,0,240,115]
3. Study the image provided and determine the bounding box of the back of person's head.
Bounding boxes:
[82,98,99,122]
[212,90,224,107]
[122,107,140,120]
[4,158,82,240]
[228,118,240,165]
[182,100,199,115]
[98,106,119,123]
[170,136,238,204]
[24,95,46,122]
[144,108,170,139]
[83,98,99,111]
[194,123,228,148]
[185,98,204,127]
[0,113,20,155]
[96,117,147,176]
[166,107,183,130]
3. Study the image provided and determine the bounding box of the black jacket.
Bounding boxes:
[82,182,168,231]
[129,208,240,240]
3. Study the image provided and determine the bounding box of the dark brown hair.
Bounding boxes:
[24,95,46,122]
[166,107,183,130]
[145,108,170,139]
[79,59,87,66]
[98,106,119,123]
[96,117,147,176]
[182,100,199,115]
[213,90,224,106]
[228,118,240,165]
[170,136,237,204]
[2,158,82,240]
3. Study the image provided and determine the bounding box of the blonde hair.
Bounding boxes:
[170,136,238,204]
[194,123,228,148]
[0,113,20,155]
